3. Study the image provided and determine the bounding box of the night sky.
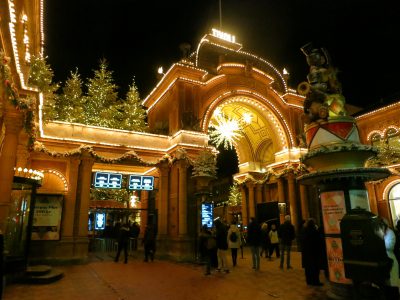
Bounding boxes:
[45,0,400,109]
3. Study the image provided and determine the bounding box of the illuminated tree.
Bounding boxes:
[28,55,59,122]
[84,59,118,126]
[228,182,242,206]
[56,69,85,123]
[106,79,148,131]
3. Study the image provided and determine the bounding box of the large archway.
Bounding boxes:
[204,95,292,175]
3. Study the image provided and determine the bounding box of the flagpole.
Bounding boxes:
[219,0,222,29]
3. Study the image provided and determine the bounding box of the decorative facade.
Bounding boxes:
[1,1,399,265]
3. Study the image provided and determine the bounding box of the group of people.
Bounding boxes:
[198,215,296,275]
[114,221,156,264]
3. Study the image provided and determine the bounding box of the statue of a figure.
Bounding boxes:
[298,42,347,124]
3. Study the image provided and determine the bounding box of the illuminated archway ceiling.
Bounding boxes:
[209,96,287,166]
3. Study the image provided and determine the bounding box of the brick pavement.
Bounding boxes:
[3,249,329,300]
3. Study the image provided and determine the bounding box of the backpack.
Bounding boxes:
[229,231,238,243]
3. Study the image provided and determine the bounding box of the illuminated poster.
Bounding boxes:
[201,203,213,228]
[349,189,370,211]
[31,195,63,241]
[321,191,346,234]
[95,212,106,230]
[128,175,154,190]
[325,237,352,284]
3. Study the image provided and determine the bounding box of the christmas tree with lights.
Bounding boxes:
[106,79,147,131]
[84,59,118,127]
[56,69,85,123]
[28,55,59,122]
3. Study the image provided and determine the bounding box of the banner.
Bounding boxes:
[321,191,346,234]
[31,195,63,241]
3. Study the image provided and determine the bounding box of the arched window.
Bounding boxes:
[389,182,400,225]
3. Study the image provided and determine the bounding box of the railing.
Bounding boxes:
[91,238,140,253]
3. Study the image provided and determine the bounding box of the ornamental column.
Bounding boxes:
[287,173,298,230]
[300,184,309,221]
[247,182,255,219]
[240,185,248,226]
[177,160,188,236]
[277,177,286,223]
[75,152,94,241]
[158,162,170,236]
[0,107,24,232]
[256,184,263,204]
[62,157,80,240]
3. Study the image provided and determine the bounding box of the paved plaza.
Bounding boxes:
[4,248,329,300]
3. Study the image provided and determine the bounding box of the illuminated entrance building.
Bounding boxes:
[0,1,399,267]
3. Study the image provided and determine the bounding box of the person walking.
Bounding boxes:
[260,222,271,259]
[247,217,261,271]
[143,223,156,262]
[114,222,130,264]
[268,223,280,259]
[300,218,324,286]
[227,220,241,267]
[278,215,295,270]
[215,219,229,273]
[199,225,215,275]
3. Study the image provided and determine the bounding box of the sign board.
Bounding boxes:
[201,202,213,229]
[31,195,63,241]
[95,212,106,230]
[93,172,122,189]
[128,175,154,190]
[321,190,346,234]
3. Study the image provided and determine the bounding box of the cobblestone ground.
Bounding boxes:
[4,249,329,300]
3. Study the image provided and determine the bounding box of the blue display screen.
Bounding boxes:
[95,212,106,230]
[201,203,213,229]
[128,175,154,190]
[93,172,122,188]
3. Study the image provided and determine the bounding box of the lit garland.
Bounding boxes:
[0,50,37,149]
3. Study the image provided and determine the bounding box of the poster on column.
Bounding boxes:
[325,237,352,284]
[321,190,346,234]
[31,195,63,241]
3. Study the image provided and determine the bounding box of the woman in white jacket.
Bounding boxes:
[227,220,241,267]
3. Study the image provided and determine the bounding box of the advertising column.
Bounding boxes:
[321,191,351,284]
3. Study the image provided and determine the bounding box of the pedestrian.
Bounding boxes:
[215,219,229,273]
[268,223,280,259]
[300,218,324,286]
[247,217,261,271]
[114,222,130,264]
[130,222,140,251]
[260,222,271,259]
[143,223,156,262]
[278,214,295,270]
[199,225,214,275]
[227,220,241,267]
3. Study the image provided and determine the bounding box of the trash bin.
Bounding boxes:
[340,208,391,283]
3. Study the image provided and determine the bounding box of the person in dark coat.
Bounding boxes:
[278,215,295,269]
[247,217,261,270]
[260,222,271,259]
[301,218,323,286]
[143,223,156,262]
[215,219,229,273]
[114,222,130,263]
[199,225,215,275]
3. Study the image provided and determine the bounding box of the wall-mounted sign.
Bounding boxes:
[95,212,106,230]
[31,195,63,241]
[93,172,122,189]
[201,203,213,229]
[128,175,154,190]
